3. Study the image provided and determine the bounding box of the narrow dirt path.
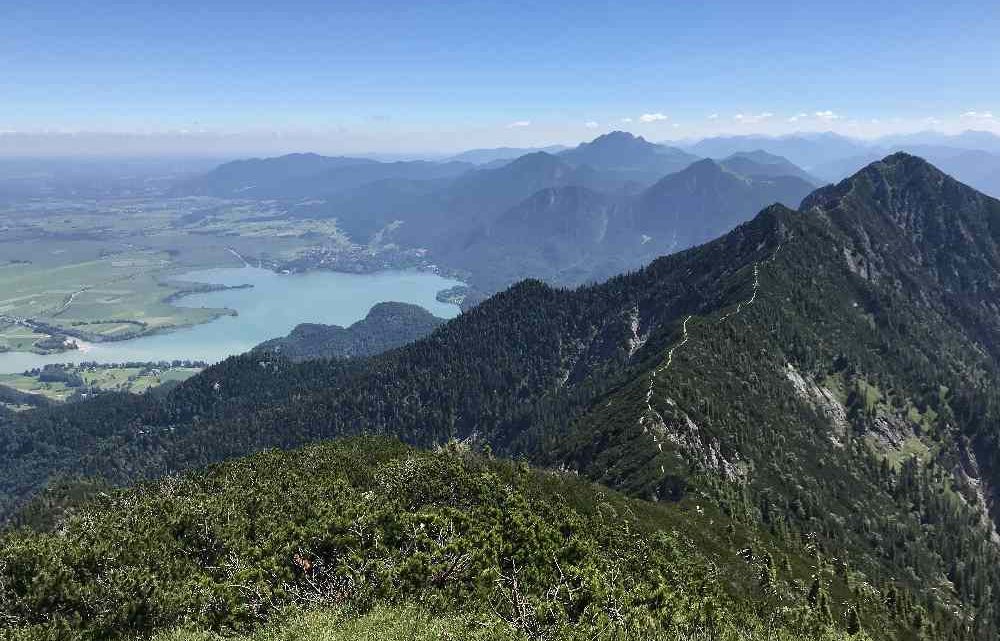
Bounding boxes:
[53,287,90,315]
[226,247,252,267]
[640,245,782,468]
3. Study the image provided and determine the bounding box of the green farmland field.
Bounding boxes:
[0,196,354,353]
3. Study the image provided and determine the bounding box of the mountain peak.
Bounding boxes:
[875,150,927,166]
[861,152,952,184]
[718,150,820,185]
[558,131,699,182]
[650,158,728,184]
[499,151,567,174]
[684,157,723,172]
[506,150,560,165]
[572,131,656,154]
[802,152,950,214]
[591,130,649,144]
[801,154,1000,302]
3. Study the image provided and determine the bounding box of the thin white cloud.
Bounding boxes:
[584,121,599,129]
[814,110,841,121]
[506,120,531,128]
[961,110,995,120]
[672,123,681,128]
[619,117,633,124]
[639,113,668,123]
[788,112,809,123]
[707,113,719,120]
[733,112,774,124]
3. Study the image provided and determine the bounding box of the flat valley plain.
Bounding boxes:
[0,363,202,406]
[0,196,416,354]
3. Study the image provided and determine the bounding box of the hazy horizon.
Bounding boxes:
[2,127,1000,160]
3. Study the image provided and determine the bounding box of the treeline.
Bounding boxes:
[21,359,208,377]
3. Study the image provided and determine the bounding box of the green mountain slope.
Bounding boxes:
[0,438,873,640]
[3,154,1000,638]
[253,302,445,362]
[552,153,1000,638]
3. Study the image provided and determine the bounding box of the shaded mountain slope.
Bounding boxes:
[290,175,450,241]
[311,151,620,251]
[447,144,569,164]
[634,158,815,245]
[441,185,627,290]
[719,150,821,184]
[433,151,610,223]
[445,158,816,291]
[176,153,473,200]
[254,301,445,361]
[686,134,1000,199]
[284,159,473,199]
[176,153,379,197]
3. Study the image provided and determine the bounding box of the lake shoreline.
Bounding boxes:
[6,260,470,356]
[0,267,463,373]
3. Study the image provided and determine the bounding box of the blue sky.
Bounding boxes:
[2,0,998,153]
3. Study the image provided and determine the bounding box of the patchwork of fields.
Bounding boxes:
[0,197,356,353]
[0,363,202,405]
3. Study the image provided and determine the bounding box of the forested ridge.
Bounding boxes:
[253,301,446,362]
[3,154,1000,638]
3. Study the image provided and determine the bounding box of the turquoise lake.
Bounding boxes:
[0,267,462,374]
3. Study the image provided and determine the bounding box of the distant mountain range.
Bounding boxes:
[172,129,1000,300]
[681,132,869,169]
[874,129,1000,153]
[674,130,1000,197]
[444,157,814,291]
[176,132,820,296]
[177,153,475,199]
[446,144,568,165]
[809,145,1000,197]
